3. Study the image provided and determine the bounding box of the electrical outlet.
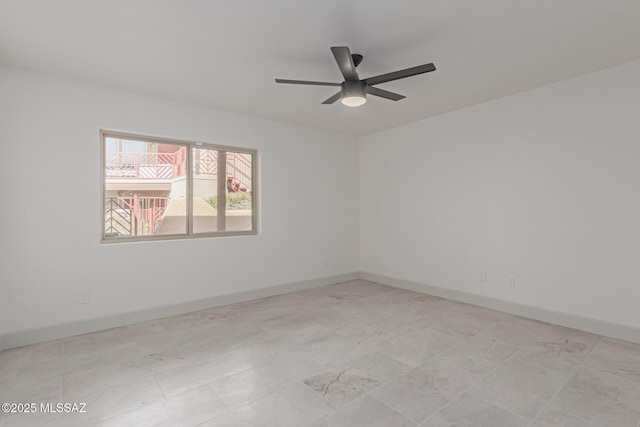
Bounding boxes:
[480,272,487,282]
[508,278,516,289]
[323,258,329,269]
[79,290,90,304]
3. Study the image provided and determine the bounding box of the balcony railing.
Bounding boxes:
[105,196,169,236]
[227,152,252,193]
[105,148,251,192]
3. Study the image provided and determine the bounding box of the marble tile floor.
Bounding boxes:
[0,280,639,427]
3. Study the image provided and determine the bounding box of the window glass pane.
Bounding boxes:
[226,152,253,232]
[104,137,187,238]
[193,147,219,233]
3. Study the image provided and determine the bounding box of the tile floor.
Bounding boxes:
[0,280,639,426]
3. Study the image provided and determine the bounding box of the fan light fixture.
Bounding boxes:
[341,95,366,107]
[341,81,367,107]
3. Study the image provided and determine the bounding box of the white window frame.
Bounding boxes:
[100,130,258,243]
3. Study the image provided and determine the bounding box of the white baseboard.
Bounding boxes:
[360,271,640,345]
[0,272,359,351]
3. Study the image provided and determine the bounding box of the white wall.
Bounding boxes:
[3,59,639,342]
[0,65,358,336]
[359,61,640,329]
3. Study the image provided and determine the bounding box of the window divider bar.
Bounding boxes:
[217,150,227,231]
[187,145,194,236]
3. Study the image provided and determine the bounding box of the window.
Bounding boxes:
[101,131,257,242]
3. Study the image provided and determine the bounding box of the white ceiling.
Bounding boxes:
[1,1,639,136]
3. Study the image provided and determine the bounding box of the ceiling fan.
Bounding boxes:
[275,46,436,107]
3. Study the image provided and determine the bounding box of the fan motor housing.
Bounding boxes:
[342,80,366,98]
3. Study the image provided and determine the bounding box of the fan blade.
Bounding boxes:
[331,46,359,81]
[366,63,436,86]
[366,86,406,101]
[322,91,342,104]
[275,79,341,86]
